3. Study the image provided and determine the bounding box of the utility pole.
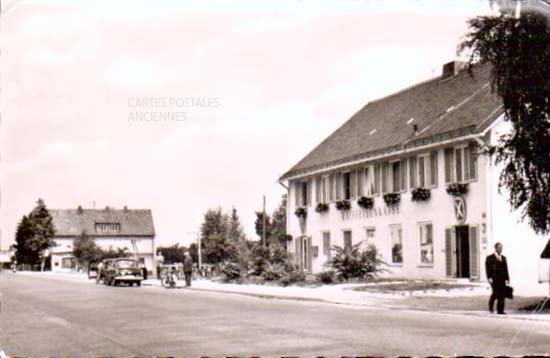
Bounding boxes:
[262,195,266,246]
[197,231,202,270]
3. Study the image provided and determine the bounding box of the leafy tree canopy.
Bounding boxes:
[459,4,550,234]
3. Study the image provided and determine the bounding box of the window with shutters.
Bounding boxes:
[390,224,403,264]
[315,176,322,204]
[444,143,478,184]
[295,181,310,207]
[387,160,406,193]
[410,151,438,189]
[363,165,378,197]
[418,222,434,265]
[343,172,352,200]
[343,230,352,251]
[322,231,331,260]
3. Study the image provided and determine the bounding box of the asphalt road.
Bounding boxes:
[0,273,549,357]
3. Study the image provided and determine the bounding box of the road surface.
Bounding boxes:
[1,273,549,357]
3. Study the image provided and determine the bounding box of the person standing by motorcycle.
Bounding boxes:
[183,252,193,287]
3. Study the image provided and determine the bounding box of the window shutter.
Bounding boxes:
[430,150,438,188]
[323,232,331,260]
[307,179,312,206]
[469,142,477,181]
[469,226,479,279]
[315,177,321,204]
[374,164,380,195]
[444,148,453,184]
[381,162,388,194]
[294,181,301,207]
[400,159,407,192]
[455,148,463,182]
[329,174,334,201]
[350,170,357,199]
[357,168,364,197]
[295,237,302,268]
[306,236,313,272]
[409,157,417,189]
[335,173,342,200]
[445,228,454,277]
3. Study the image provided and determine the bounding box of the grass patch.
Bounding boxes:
[353,279,476,293]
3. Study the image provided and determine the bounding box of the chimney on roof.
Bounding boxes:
[77,205,83,214]
[442,60,468,79]
[124,205,128,212]
[105,206,110,211]
[413,124,419,136]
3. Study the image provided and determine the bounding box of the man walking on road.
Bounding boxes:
[485,242,510,314]
[183,252,193,287]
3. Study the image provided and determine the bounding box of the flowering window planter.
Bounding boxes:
[446,183,469,196]
[357,196,374,209]
[383,193,401,206]
[294,207,308,219]
[315,203,329,213]
[411,187,431,202]
[335,200,351,211]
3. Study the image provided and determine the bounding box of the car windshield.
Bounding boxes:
[116,260,138,268]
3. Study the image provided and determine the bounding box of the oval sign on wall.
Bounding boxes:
[454,196,467,224]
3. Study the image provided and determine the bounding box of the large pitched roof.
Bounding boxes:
[280,62,503,180]
[50,207,155,237]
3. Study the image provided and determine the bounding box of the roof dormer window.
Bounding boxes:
[95,222,121,233]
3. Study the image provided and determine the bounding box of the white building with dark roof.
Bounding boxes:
[49,206,156,273]
[279,61,548,294]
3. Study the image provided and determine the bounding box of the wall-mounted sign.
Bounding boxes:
[454,197,466,224]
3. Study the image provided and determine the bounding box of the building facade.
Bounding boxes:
[280,62,548,294]
[49,206,156,274]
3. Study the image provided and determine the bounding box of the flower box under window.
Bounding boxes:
[335,200,351,211]
[357,196,374,209]
[315,203,329,213]
[294,207,308,219]
[446,183,469,196]
[411,187,431,202]
[383,193,401,206]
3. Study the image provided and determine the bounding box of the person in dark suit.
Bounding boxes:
[183,252,193,287]
[485,242,510,314]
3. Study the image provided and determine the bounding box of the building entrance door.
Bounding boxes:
[295,236,312,272]
[455,225,470,278]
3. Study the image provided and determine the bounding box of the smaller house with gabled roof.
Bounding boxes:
[49,206,156,273]
[279,61,547,294]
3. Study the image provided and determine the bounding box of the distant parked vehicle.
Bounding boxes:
[103,258,143,287]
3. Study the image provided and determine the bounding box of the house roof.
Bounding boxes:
[50,207,155,237]
[280,62,503,181]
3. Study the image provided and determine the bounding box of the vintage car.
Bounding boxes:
[102,258,143,287]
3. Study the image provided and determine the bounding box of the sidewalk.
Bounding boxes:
[13,271,550,323]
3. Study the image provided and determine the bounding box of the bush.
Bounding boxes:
[315,203,329,213]
[316,270,337,284]
[335,200,351,211]
[260,263,285,281]
[221,262,242,282]
[383,193,401,206]
[357,196,374,209]
[411,187,431,202]
[280,269,306,286]
[328,242,385,281]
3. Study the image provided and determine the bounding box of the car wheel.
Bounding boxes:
[136,281,141,287]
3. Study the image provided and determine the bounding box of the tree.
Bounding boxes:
[73,231,102,268]
[270,194,290,247]
[254,211,271,245]
[459,4,550,234]
[200,208,235,264]
[13,199,56,270]
[157,243,187,264]
[14,216,38,266]
[227,207,246,245]
[28,199,56,271]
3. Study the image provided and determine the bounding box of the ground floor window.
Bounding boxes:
[343,230,352,251]
[418,222,434,264]
[390,224,403,264]
[322,232,331,260]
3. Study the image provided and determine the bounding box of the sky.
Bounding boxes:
[0,0,495,249]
